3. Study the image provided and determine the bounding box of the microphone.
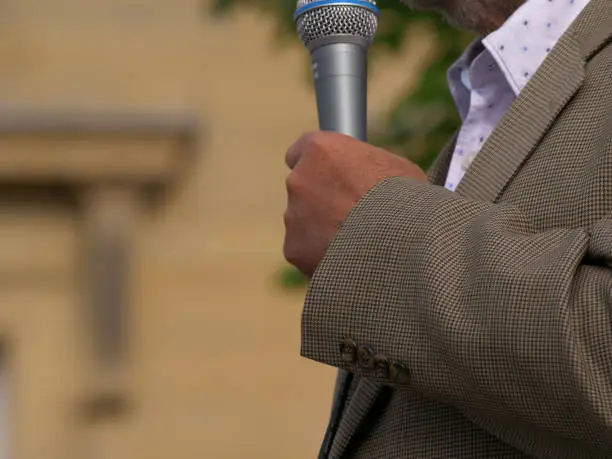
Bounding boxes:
[293,1,379,454]
[294,0,380,142]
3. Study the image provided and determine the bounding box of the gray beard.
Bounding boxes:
[399,0,525,35]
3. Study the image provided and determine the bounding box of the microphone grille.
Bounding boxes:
[295,0,379,48]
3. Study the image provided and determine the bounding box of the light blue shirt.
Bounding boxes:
[445,0,591,191]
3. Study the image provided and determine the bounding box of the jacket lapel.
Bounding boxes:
[455,28,585,202]
[318,370,353,459]
[329,379,382,458]
[573,0,612,61]
[427,132,459,185]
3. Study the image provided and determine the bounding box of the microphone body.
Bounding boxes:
[295,0,379,142]
[311,42,367,140]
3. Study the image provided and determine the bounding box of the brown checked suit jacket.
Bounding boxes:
[301,0,612,457]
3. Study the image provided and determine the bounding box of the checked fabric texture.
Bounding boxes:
[301,0,612,457]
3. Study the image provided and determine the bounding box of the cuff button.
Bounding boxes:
[357,346,375,369]
[373,355,389,379]
[389,361,411,385]
[340,338,357,364]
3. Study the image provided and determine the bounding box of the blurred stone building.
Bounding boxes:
[0,0,430,457]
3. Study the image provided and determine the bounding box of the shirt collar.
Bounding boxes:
[447,39,484,119]
[483,0,591,95]
[448,0,591,100]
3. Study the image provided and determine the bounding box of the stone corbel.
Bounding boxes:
[0,109,198,420]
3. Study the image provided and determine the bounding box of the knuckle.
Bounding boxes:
[299,130,320,145]
[287,131,324,168]
[285,172,300,193]
[312,131,331,150]
[282,213,301,267]
[302,131,328,152]
[283,239,298,266]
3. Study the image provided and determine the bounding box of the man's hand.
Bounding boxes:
[283,131,428,277]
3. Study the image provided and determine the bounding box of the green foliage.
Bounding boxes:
[208,0,475,288]
[278,265,309,289]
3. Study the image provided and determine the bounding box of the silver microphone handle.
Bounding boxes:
[311,42,367,141]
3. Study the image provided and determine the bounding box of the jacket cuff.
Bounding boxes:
[300,176,444,387]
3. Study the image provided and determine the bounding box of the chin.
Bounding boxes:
[399,0,452,11]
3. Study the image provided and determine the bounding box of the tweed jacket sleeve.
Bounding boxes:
[301,175,612,450]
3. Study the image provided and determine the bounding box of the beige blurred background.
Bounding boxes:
[0,0,430,457]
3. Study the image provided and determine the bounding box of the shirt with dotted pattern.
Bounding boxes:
[444,0,591,192]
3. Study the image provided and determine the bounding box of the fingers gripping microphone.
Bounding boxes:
[294,0,379,142]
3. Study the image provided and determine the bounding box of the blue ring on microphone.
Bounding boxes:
[294,0,380,21]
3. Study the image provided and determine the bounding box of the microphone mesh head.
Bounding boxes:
[296,0,378,48]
